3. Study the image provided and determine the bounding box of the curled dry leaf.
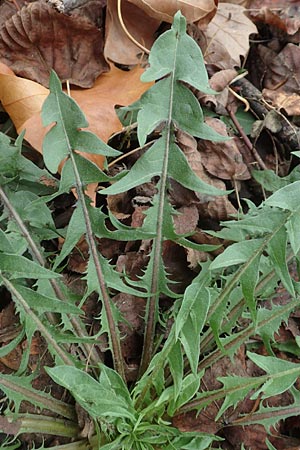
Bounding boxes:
[0,1,109,88]
[249,3,300,40]
[104,0,160,65]
[201,3,257,69]
[263,43,300,94]
[262,89,300,117]
[198,68,238,115]
[128,0,217,25]
[0,63,49,132]
[198,118,251,181]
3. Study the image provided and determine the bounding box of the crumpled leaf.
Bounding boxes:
[128,0,217,25]
[201,3,257,69]
[198,118,251,181]
[249,3,300,39]
[0,1,109,88]
[263,89,300,116]
[0,63,49,132]
[104,0,160,65]
[263,43,300,94]
[177,129,237,221]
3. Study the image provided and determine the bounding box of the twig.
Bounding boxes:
[226,107,267,170]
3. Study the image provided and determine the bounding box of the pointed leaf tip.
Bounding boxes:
[173,10,187,35]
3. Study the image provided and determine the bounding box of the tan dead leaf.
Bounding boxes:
[263,43,300,94]
[0,66,49,132]
[128,0,217,25]
[209,69,238,92]
[263,89,300,117]
[202,3,257,69]
[201,179,237,221]
[186,247,210,270]
[107,192,132,220]
[0,1,109,88]
[173,205,199,235]
[104,0,160,65]
[70,65,154,142]
[0,62,14,76]
[198,117,251,181]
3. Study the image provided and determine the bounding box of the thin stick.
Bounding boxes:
[226,107,267,170]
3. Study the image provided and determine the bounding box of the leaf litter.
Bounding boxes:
[1,0,300,449]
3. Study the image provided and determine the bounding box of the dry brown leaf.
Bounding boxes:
[263,43,300,94]
[198,69,238,115]
[202,3,257,69]
[0,0,21,28]
[0,65,49,131]
[128,0,217,25]
[70,65,153,142]
[104,0,159,65]
[173,205,199,235]
[198,117,251,181]
[176,129,215,203]
[0,1,109,88]
[249,2,300,39]
[263,89,300,116]
[176,129,237,222]
[219,0,250,5]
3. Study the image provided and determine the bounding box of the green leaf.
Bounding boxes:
[59,153,116,193]
[168,340,183,403]
[265,180,300,211]
[0,254,60,279]
[247,351,300,398]
[140,11,214,95]
[12,283,81,315]
[171,372,202,415]
[46,366,136,421]
[42,71,119,173]
[240,252,260,322]
[102,133,226,197]
[267,225,295,296]
[53,203,85,269]
[232,108,256,135]
[286,212,300,255]
[0,373,74,419]
[210,238,264,270]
